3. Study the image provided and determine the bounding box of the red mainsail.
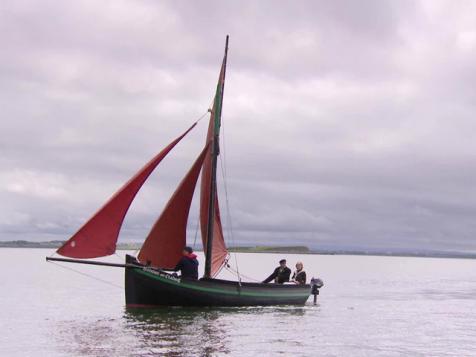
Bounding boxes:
[137,143,210,268]
[200,57,229,277]
[56,123,197,259]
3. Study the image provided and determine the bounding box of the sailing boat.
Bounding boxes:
[46,36,322,307]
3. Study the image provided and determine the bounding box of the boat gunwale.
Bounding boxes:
[201,276,312,289]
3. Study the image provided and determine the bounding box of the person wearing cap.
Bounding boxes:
[291,262,306,284]
[171,246,199,280]
[262,259,291,284]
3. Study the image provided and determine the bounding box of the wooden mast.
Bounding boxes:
[204,35,229,278]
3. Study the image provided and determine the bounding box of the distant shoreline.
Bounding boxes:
[1,240,475,260]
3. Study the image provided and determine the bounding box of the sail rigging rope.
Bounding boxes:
[196,109,211,124]
[224,264,260,283]
[47,261,123,289]
[219,116,242,283]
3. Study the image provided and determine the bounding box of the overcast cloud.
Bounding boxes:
[1,0,476,253]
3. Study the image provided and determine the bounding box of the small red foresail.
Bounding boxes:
[138,142,210,268]
[56,123,197,259]
[202,191,228,276]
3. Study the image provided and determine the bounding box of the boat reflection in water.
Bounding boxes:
[123,306,308,356]
[124,308,230,355]
[53,305,309,356]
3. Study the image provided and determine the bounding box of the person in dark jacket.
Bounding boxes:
[262,259,291,284]
[291,261,306,284]
[173,246,199,280]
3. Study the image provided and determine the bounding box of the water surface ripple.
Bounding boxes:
[1,249,475,356]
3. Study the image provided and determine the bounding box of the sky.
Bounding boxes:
[1,0,476,253]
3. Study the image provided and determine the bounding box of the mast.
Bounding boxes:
[204,35,229,278]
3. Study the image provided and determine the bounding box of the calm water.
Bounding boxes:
[1,249,475,356]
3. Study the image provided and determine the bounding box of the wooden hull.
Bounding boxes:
[125,256,312,307]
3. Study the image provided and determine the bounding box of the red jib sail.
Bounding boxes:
[56,123,197,259]
[200,58,229,277]
[138,143,210,268]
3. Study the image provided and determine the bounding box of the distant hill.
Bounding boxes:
[1,240,475,259]
[228,246,310,253]
[0,240,65,248]
[0,241,309,253]
[0,240,142,250]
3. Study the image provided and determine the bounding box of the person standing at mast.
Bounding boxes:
[169,246,199,280]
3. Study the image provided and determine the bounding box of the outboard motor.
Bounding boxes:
[310,277,324,305]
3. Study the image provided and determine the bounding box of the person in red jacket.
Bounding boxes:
[172,246,199,280]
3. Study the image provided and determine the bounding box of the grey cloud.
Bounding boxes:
[1,0,476,254]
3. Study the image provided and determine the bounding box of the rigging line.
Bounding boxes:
[196,110,209,123]
[224,265,260,283]
[213,264,226,279]
[207,97,215,115]
[220,156,238,262]
[219,119,241,283]
[218,144,235,246]
[185,108,212,251]
[47,261,123,289]
[219,121,236,248]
